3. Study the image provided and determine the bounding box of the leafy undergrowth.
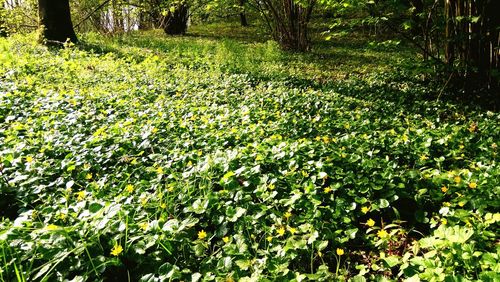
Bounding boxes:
[0,28,499,281]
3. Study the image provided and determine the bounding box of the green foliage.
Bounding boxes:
[0,27,499,281]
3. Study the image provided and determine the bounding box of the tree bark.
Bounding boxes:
[38,0,77,44]
[239,0,248,27]
[163,3,188,35]
[0,0,7,36]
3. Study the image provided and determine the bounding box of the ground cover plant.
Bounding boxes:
[0,23,499,281]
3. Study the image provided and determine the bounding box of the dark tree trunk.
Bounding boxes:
[0,1,7,37]
[257,0,315,51]
[164,4,188,35]
[38,0,77,44]
[239,0,248,27]
[408,0,423,35]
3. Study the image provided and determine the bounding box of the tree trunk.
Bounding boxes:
[38,0,77,44]
[239,0,248,27]
[408,0,423,35]
[258,0,315,51]
[0,0,7,37]
[164,3,188,35]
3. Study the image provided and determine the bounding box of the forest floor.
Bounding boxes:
[0,23,498,281]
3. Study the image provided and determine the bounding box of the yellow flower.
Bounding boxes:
[110,243,123,256]
[284,212,292,219]
[151,127,158,133]
[276,226,285,236]
[26,156,33,163]
[468,182,477,189]
[266,236,273,242]
[198,230,207,240]
[160,203,167,209]
[139,222,149,231]
[289,227,297,234]
[377,229,389,238]
[441,186,448,193]
[401,134,409,143]
[85,173,93,180]
[222,236,230,243]
[301,171,309,177]
[441,218,447,225]
[187,161,193,167]
[336,248,344,256]
[454,176,461,184]
[458,202,465,207]
[156,166,164,174]
[45,224,58,231]
[420,155,428,161]
[361,206,370,214]
[76,191,85,201]
[126,184,134,193]
[324,187,332,193]
[366,218,375,227]
[468,122,477,133]
[268,183,275,190]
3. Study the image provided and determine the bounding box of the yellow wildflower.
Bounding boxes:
[377,229,389,238]
[441,218,447,225]
[139,222,149,231]
[441,186,448,193]
[160,203,167,209]
[324,187,332,193]
[454,176,461,184]
[336,248,344,256]
[76,191,85,201]
[361,206,370,214]
[366,218,375,227]
[222,236,230,243]
[458,202,465,207]
[110,243,123,256]
[26,156,33,163]
[468,122,477,133]
[289,227,297,234]
[401,134,409,143]
[198,230,207,240]
[45,224,58,231]
[420,155,428,161]
[468,182,477,189]
[301,171,309,177]
[156,166,164,174]
[276,226,285,236]
[284,212,292,219]
[126,184,134,193]
[187,161,193,167]
[151,127,158,133]
[85,173,93,180]
[268,183,275,190]
[266,236,273,242]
